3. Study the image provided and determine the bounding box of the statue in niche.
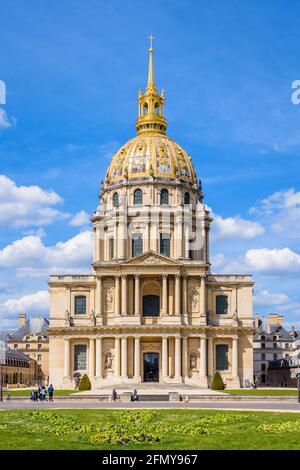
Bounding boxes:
[189,288,199,311]
[104,353,113,370]
[65,310,70,326]
[190,355,197,370]
[90,309,96,326]
[105,288,114,311]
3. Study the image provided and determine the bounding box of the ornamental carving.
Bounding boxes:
[190,354,197,370]
[104,287,114,312]
[104,353,113,370]
[189,287,199,312]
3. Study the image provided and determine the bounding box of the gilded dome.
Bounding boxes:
[105,133,198,186]
[104,41,199,189]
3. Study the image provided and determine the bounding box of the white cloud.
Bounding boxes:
[245,247,300,274]
[0,290,49,328]
[0,109,14,129]
[69,210,90,227]
[0,175,70,228]
[0,230,93,276]
[254,289,289,307]
[212,213,264,240]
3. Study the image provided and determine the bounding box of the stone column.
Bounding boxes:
[162,275,168,315]
[182,276,188,320]
[134,337,141,381]
[162,336,168,381]
[175,274,181,316]
[199,277,206,325]
[121,336,128,379]
[121,275,127,315]
[115,276,120,316]
[232,336,239,378]
[114,337,120,378]
[96,276,103,321]
[174,336,182,382]
[144,219,150,252]
[207,337,214,385]
[182,336,188,381]
[95,337,103,379]
[64,338,71,378]
[113,221,118,259]
[199,335,208,388]
[134,275,140,316]
[89,338,95,378]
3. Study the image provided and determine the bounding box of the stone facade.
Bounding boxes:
[48,43,254,390]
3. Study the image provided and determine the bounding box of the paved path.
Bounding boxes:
[1,400,300,412]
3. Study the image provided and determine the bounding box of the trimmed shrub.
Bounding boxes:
[78,374,91,391]
[211,372,225,390]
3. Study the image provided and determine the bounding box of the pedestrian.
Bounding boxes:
[112,388,117,402]
[48,384,54,402]
[30,391,35,401]
[132,389,139,401]
[34,390,38,402]
[41,386,47,402]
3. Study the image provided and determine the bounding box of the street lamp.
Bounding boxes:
[0,340,6,402]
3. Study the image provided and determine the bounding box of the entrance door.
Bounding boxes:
[143,352,159,382]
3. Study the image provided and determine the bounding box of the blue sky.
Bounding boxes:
[1,0,300,328]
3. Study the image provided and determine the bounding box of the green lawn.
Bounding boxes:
[3,389,80,397]
[222,389,298,396]
[0,409,300,450]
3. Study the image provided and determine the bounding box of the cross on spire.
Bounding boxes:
[148,33,155,49]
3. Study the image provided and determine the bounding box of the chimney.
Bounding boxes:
[18,313,26,328]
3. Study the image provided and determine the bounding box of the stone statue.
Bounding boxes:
[104,353,113,370]
[90,309,96,326]
[65,310,70,326]
[190,355,197,370]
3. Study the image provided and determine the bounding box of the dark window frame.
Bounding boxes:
[74,295,87,316]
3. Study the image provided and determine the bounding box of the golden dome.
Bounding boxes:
[105,133,198,186]
[104,37,198,188]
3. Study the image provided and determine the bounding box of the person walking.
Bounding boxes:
[132,389,139,401]
[48,384,54,402]
[112,388,117,402]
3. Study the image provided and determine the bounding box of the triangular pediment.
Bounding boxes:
[121,251,183,266]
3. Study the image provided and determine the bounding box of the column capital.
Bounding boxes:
[134,273,141,279]
[175,273,181,279]
[162,274,168,279]
[121,274,127,279]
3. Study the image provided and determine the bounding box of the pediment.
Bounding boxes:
[122,251,183,266]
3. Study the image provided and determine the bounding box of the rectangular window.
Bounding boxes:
[262,343,265,349]
[160,233,170,257]
[261,353,265,360]
[216,344,228,371]
[216,295,228,315]
[74,345,87,371]
[261,363,266,371]
[38,354,42,361]
[74,296,86,315]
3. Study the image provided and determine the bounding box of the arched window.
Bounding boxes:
[184,192,190,204]
[75,295,86,315]
[160,189,169,205]
[160,233,170,257]
[134,188,143,205]
[216,295,228,315]
[132,233,143,257]
[113,192,119,208]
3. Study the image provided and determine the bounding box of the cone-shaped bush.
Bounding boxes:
[78,373,92,391]
[211,371,225,390]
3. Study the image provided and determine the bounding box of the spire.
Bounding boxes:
[147,34,155,87]
[135,35,168,135]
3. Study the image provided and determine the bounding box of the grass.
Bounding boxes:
[0,409,300,449]
[222,389,298,396]
[3,389,81,397]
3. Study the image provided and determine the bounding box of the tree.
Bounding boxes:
[78,373,91,391]
[211,371,225,390]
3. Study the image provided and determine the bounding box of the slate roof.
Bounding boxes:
[8,317,49,341]
[6,348,31,361]
[254,320,294,341]
[0,330,15,345]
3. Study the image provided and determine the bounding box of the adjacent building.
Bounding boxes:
[6,314,49,384]
[0,348,37,388]
[48,43,254,390]
[253,314,295,386]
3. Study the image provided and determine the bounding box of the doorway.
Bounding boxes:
[143,352,159,382]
